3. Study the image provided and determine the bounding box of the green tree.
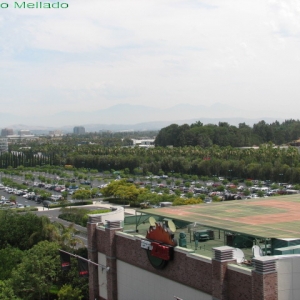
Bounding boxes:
[216,185,225,192]
[184,182,191,188]
[0,212,50,250]
[243,189,250,196]
[9,195,17,203]
[0,247,24,280]
[62,191,68,200]
[257,190,265,197]
[72,189,91,201]
[245,180,253,187]
[0,281,20,300]
[58,284,83,300]
[174,180,181,186]
[232,180,239,186]
[11,241,61,300]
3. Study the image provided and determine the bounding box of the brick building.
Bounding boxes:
[87,196,300,300]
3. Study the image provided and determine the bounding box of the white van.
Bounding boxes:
[160,202,172,207]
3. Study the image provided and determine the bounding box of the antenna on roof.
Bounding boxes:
[252,245,263,258]
[149,216,156,227]
[167,220,176,233]
[233,248,245,264]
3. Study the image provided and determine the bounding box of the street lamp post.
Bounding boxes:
[212,174,217,183]
[279,173,283,183]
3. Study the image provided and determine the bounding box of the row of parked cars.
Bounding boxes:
[32,182,68,192]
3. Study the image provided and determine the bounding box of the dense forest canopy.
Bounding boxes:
[0,211,88,299]
[2,120,300,183]
[154,119,300,147]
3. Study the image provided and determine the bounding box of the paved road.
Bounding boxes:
[35,203,136,247]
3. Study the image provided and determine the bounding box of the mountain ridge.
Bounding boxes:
[6,116,287,134]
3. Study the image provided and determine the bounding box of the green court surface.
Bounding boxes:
[137,195,300,239]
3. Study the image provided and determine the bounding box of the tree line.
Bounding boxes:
[1,143,300,183]
[2,119,300,183]
[154,119,300,147]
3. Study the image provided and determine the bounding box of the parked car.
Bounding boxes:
[43,200,52,208]
[80,180,91,185]
[34,195,42,203]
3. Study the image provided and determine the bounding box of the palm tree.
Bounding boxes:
[29,217,84,249]
[29,216,60,246]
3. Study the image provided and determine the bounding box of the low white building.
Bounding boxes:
[131,139,155,148]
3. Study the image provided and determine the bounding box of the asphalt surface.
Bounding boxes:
[34,203,136,248]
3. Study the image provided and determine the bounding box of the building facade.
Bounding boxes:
[73,126,86,135]
[131,139,155,148]
[0,138,8,153]
[49,130,63,137]
[87,217,289,300]
[18,129,31,135]
[1,128,13,136]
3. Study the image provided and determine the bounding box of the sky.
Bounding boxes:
[1,0,300,125]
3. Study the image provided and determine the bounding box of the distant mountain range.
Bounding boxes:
[2,103,289,133]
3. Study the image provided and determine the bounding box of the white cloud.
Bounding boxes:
[0,0,300,123]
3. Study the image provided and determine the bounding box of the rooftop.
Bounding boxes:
[137,194,300,239]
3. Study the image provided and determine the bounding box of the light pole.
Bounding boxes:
[228,169,232,181]
[212,174,217,183]
[279,173,283,183]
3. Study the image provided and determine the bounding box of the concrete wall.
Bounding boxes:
[117,260,211,300]
[100,207,124,224]
[98,253,108,300]
[277,255,300,300]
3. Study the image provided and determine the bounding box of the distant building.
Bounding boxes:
[18,130,31,135]
[49,130,63,137]
[6,135,37,141]
[1,128,13,136]
[0,138,8,153]
[73,126,85,135]
[131,139,155,148]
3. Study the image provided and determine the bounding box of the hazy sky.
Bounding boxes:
[1,0,300,122]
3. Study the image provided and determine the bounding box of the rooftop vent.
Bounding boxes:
[213,246,234,261]
[106,220,122,229]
